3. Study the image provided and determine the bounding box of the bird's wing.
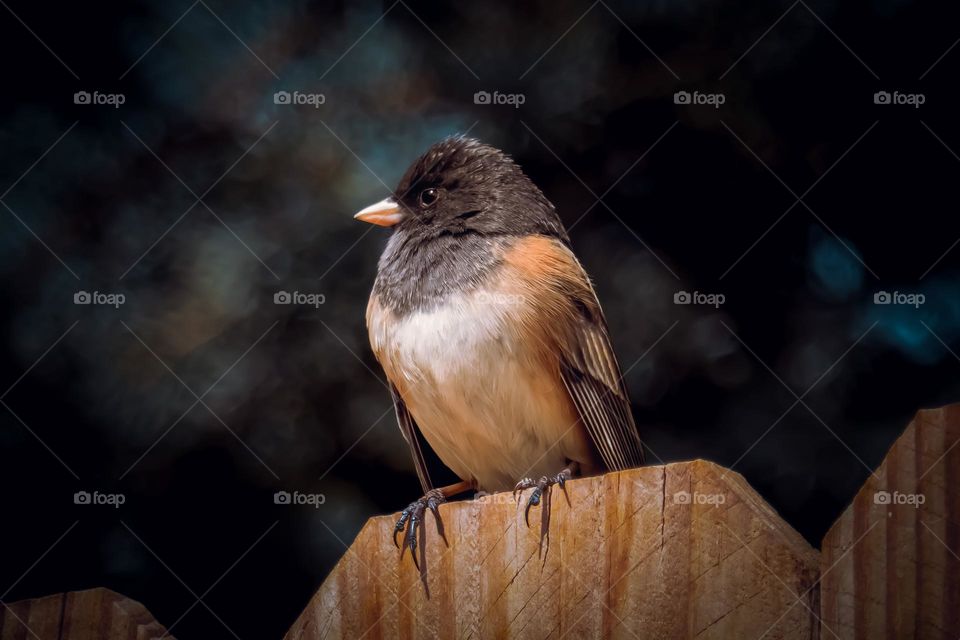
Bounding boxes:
[557,306,646,470]
[390,383,434,493]
[502,235,646,471]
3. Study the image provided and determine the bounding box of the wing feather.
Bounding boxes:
[559,312,645,470]
[390,384,434,493]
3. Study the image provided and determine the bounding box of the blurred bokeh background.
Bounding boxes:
[1,0,959,636]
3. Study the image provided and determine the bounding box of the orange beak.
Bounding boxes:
[354,197,405,227]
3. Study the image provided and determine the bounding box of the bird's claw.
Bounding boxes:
[392,488,447,595]
[392,510,411,548]
[513,477,534,502]
[513,469,573,553]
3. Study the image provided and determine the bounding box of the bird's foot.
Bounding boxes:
[393,488,448,594]
[513,467,574,552]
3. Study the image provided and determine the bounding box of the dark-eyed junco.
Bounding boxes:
[355,137,644,589]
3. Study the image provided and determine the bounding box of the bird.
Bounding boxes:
[354,136,645,590]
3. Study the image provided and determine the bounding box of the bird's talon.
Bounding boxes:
[513,477,535,500]
[401,508,420,564]
[555,470,572,506]
[393,489,447,588]
[515,467,577,552]
[524,496,536,527]
[393,508,412,548]
[425,490,448,545]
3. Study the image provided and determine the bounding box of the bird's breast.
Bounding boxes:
[369,288,519,384]
[367,284,583,491]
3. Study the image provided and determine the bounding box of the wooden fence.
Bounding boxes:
[3,404,958,639]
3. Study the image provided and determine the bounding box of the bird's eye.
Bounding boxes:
[419,188,440,208]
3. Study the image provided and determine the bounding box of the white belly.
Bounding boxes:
[369,290,582,491]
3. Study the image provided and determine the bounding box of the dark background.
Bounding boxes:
[2,0,959,637]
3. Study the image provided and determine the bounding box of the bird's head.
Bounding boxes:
[353,136,565,240]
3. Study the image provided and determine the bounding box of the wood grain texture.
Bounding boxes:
[286,460,821,640]
[0,593,62,640]
[0,588,171,640]
[820,404,960,640]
